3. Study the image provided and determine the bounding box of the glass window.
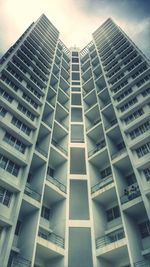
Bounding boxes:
[106,206,120,222]
[72,72,80,80]
[72,57,79,63]
[72,64,79,71]
[41,206,51,220]
[139,221,150,238]
[0,186,12,207]
[72,52,78,57]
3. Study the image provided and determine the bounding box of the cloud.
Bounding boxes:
[0,0,149,59]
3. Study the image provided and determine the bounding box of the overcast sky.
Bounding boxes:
[0,0,150,58]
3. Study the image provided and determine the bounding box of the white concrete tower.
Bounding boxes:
[0,14,150,267]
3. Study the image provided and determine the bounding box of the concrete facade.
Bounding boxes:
[0,14,150,267]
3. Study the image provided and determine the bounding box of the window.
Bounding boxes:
[26,84,41,98]
[124,108,144,125]
[11,116,31,136]
[47,166,54,177]
[120,47,134,60]
[0,87,13,103]
[6,66,23,82]
[131,65,147,79]
[72,64,79,71]
[126,173,136,186]
[41,206,51,220]
[1,74,18,91]
[72,57,79,63]
[143,168,150,181]
[72,72,80,80]
[110,72,124,85]
[120,97,138,112]
[0,186,12,207]
[124,52,137,66]
[72,81,80,85]
[0,155,20,177]
[136,75,150,88]
[71,87,81,92]
[107,66,121,78]
[127,58,142,72]
[101,166,112,179]
[106,205,120,222]
[0,106,7,117]
[139,221,150,238]
[72,52,78,57]
[17,103,35,121]
[3,132,26,154]
[15,220,22,235]
[142,88,150,97]
[116,88,133,102]
[129,121,150,140]
[113,80,128,94]
[22,93,38,109]
[136,142,150,158]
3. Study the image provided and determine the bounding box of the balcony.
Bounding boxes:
[8,256,31,267]
[51,139,68,156]
[105,118,118,130]
[91,175,113,193]
[111,147,127,160]
[35,146,48,158]
[88,141,106,157]
[38,231,65,248]
[24,184,41,202]
[120,184,141,204]
[46,175,67,193]
[86,118,101,131]
[134,260,150,267]
[96,230,125,252]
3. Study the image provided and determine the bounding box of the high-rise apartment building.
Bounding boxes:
[0,13,150,267]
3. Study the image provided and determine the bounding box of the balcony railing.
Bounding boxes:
[24,184,41,202]
[96,230,125,249]
[105,118,118,130]
[111,147,127,160]
[134,260,150,267]
[86,118,101,131]
[71,138,84,143]
[9,256,31,267]
[35,146,48,157]
[42,119,52,128]
[38,231,65,248]
[88,141,106,157]
[120,185,141,204]
[46,174,67,193]
[101,100,111,109]
[51,140,68,156]
[91,175,113,193]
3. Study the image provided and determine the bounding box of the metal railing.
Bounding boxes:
[51,139,68,156]
[35,146,48,157]
[71,138,84,143]
[96,230,125,249]
[10,256,31,267]
[101,100,111,109]
[24,184,41,202]
[91,175,113,193]
[46,175,67,193]
[38,231,65,248]
[134,260,150,267]
[88,141,106,157]
[86,118,101,131]
[42,118,52,128]
[120,185,141,204]
[105,118,118,130]
[111,147,127,159]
